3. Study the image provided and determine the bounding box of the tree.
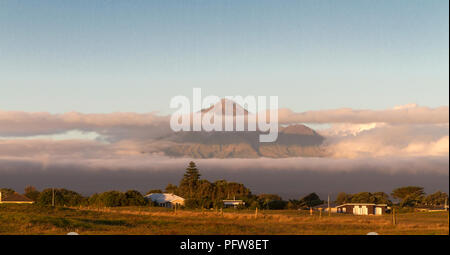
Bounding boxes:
[88,193,101,207]
[257,194,283,209]
[124,190,148,206]
[0,188,15,197]
[351,192,376,203]
[424,191,448,207]
[336,192,352,205]
[178,161,201,198]
[335,191,392,205]
[286,199,304,209]
[267,200,288,210]
[160,161,255,209]
[372,192,392,205]
[24,186,40,201]
[184,198,201,209]
[392,186,424,200]
[91,191,128,207]
[216,181,251,200]
[147,189,163,194]
[392,186,425,207]
[38,188,85,206]
[299,193,323,208]
[165,184,178,194]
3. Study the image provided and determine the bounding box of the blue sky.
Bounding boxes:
[0,0,448,114]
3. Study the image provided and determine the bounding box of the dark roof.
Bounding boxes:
[313,203,337,208]
[1,192,33,202]
[336,203,388,208]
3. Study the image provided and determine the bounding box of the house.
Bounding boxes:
[313,203,338,213]
[336,203,388,215]
[0,191,34,204]
[145,193,185,208]
[223,200,245,208]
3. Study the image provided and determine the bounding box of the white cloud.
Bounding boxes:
[0,110,169,137]
[324,124,449,158]
[278,104,449,124]
[0,105,449,160]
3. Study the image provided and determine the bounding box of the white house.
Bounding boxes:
[145,193,185,208]
[336,203,388,215]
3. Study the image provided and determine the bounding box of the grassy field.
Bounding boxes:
[0,204,448,235]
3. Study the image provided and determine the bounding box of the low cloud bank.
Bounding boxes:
[0,110,170,137]
[1,104,448,158]
[0,104,448,196]
[0,155,447,198]
[321,124,449,158]
[278,104,449,124]
[1,104,448,137]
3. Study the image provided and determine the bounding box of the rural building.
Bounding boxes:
[313,203,338,213]
[145,193,185,208]
[223,199,245,208]
[336,203,388,215]
[0,192,34,204]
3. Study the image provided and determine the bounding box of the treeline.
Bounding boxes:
[1,162,448,210]
[160,162,323,209]
[0,187,150,207]
[336,187,448,208]
[163,161,253,208]
[336,192,392,205]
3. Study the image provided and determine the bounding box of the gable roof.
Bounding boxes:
[313,203,337,208]
[336,203,388,208]
[145,193,185,203]
[0,192,33,202]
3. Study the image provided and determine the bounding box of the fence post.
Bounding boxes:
[255,207,258,219]
[392,208,396,226]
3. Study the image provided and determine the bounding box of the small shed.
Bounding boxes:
[223,200,245,208]
[336,203,388,215]
[145,193,185,208]
[0,192,34,204]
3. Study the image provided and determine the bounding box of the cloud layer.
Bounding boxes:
[0,104,448,196]
[278,104,449,124]
[1,104,449,159]
[0,110,169,137]
[1,104,448,137]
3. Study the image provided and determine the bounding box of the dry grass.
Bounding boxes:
[0,204,448,235]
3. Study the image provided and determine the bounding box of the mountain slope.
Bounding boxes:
[156,99,326,158]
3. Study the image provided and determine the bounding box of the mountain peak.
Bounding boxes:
[281,124,317,136]
[201,98,249,116]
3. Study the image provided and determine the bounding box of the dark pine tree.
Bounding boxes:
[179,161,201,198]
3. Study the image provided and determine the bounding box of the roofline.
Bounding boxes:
[336,203,388,207]
[144,193,185,203]
[0,191,34,203]
[0,201,34,204]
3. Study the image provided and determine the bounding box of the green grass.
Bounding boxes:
[0,204,448,235]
